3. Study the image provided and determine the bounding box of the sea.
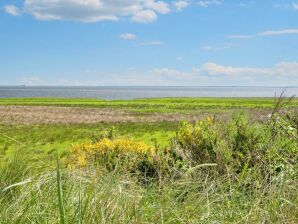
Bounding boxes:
[0,86,297,100]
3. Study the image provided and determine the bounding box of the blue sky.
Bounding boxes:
[0,0,298,86]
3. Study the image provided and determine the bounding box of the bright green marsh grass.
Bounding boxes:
[1,97,298,113]
[0,122,177,164]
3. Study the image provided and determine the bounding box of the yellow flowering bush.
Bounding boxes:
[174,112,298,175]
[175,116,218,165]
[69,138,154,168]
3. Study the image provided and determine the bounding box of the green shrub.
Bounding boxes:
[174,117,218,166]
[173,112,298,176]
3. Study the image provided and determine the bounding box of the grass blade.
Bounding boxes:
[56,152,66,224]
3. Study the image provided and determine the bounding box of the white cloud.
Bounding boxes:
[144,61,298,85]
[149,61,298,85]
[228,29,298,40]
[146,40,164,45]
[274,3,298,10]
[17,0,170,23]
[19,76,44,85]
[199,63,270,76]
[197,62,298,78]
[106,62,298,85]
[173,1,190,11]
[153,68,191,78]
[201,46,214,51]
[4,5,21,16]
[21,62,298,86]
[144,0,170,14]
[197,0,223,7]
[257,29,298,36]
[132,9,157,23]
[227,35,252,39]
[201,43,238,51]
[120,33,137,40]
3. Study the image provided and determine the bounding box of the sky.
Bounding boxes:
[0,0,298,86]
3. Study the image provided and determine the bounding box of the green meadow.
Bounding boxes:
[0,98,297,223]
[0,122,177,162]
[1,97,298,113]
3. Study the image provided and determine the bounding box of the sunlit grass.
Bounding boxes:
[0,111,297,223]
[1,97,297,113]
[0,122,177,164]
[0,97,297,223]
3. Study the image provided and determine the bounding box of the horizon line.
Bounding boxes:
[1,85,298,88]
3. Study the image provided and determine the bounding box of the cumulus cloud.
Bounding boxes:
[4,5,21,16]
[197,62,298,77]
[293,3,298,10]
[132,9,157,23]
[173,1,190,11]
[95,61,298,86]
[20,62,298,86]
[120,33,137,40]
[147,61,298,86]
[5,0,173,23]
[197,0,223,7]
[199,63,270,76]
[144,0,170,14]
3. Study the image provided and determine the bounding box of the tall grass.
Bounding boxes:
[56,153,66,224]
[0,163,296,223]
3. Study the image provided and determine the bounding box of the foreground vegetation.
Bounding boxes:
[0,97,297,223]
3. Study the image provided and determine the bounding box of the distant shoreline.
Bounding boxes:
[0,86,297,99]
[1,85,298,88]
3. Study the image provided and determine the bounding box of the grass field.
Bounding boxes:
[0,97,297,223]
[0,122,177,161]
[1,97,298,113]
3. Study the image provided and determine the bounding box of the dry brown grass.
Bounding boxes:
[0,105,276,125]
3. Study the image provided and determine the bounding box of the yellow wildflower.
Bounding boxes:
[69,137,153,167]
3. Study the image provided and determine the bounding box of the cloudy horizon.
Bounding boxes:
[1,0,298,86]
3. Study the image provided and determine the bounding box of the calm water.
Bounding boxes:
[0,86,297,100]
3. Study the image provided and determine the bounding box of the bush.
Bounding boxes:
[173,112,298,176]
[174,116,218,165]
[69,137,154,171]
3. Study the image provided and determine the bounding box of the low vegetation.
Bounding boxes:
[1,97,298,113]
[0,98,297,223]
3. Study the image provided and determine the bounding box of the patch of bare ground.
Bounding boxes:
[0,106,275,125]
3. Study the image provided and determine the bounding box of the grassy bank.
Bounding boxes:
[0,110,297,223]
[0,98,297,223]
[1,97,298,113]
